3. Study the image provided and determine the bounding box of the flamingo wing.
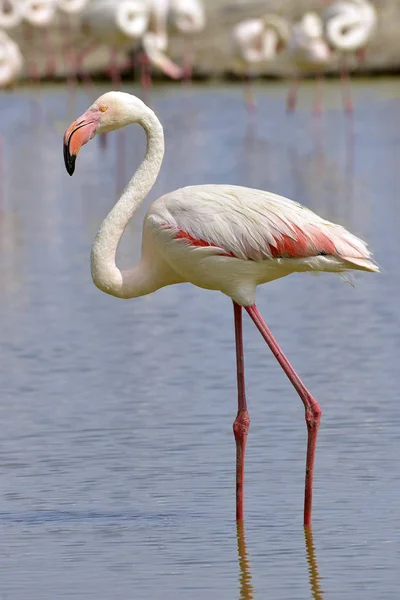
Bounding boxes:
[148,184,378,271]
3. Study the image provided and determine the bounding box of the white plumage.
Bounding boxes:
[0,0,22,29]
[288,12,331,71]
[232,14,289,69]
[324,0,377,53]
[0,29,23,87]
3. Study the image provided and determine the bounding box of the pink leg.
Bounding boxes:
[139,52,152,105]
[245,305,322,527]
[233,302,250,522]
[287,75,300,113]
[183,36,194,83]
[340,56,353,114]
[313,74,324,116]
[140,52,152,89]
[44,26,56,79]
[244,68,256,114]
[108,47,121,89]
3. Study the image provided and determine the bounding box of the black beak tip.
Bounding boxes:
[63,142,76,176]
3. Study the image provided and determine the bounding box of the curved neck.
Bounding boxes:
[91,108,164,298]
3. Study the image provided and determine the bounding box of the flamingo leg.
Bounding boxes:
[340,55,353,114]
[140,51,152,90]
[44,26,56,79]
[233,301,250,522]
[287,75,300,113]
[245,304,322,527]
[183,36,194,83]
[244,68,256,114]
[313,74,324,116]
[108,47,121,90]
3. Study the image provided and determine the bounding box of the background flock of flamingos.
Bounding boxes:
[1,0,376,113]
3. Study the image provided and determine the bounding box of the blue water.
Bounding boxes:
[0,79,399,599]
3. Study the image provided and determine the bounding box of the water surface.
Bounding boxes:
[0,79,399,599]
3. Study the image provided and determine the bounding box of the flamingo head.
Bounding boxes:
[63,91,148,175]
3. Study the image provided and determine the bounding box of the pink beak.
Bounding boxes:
[63,110,98,175]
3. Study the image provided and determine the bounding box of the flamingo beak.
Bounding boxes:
[63,111,98,176]
[151,53,183,80]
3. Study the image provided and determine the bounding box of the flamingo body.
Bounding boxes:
[232,15,289,68]
[0,29,23,87]
[169,0,205,34]
[324,0,377,53]
[21,0,57,27]
[288,12,331,71]
[145,184,377,306]
[57,0,89,14]
[0,0,22,29]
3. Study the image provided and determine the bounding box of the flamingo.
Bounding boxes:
[56,0,91,89]
[140,0,183,90]
[286,12,332,114]
[63,91,379,526]
[323,0,377,113]
[0,29,23,88]
[0,0,23,30]
[168,0,206,81]
[80,0,181,90]
[21,0,58,79]
[231,14,289,111]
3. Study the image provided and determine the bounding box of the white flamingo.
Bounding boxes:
[0,0,23,30]
[57,0,91,87]
[232,14,290,111]
[57,0,89,12]
[323,0,377,112]
[286,12,332,114]
[140,0,183,89]
[21,0,58,79]
[168,0,206,80]
[63,90,378,527]
[80,0,181,89]
[0,29,23,88]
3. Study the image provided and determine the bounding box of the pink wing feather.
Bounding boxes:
[149,185,378,271]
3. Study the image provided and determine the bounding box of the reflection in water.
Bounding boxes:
[304,528,324,600]
[236,522,254,600]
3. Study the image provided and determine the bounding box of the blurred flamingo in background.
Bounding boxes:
[0,0,22,31]
[63,91,378,527]
[286,12,332,114]
[57,0,91,89]
[232,14,289,111]
[0,29,23,88]
[140,0,183,91]
[80,0,151,89]
[80,0,182,90]
[323,0,377,112]
[168,0,206,81]
[21,0,58,79]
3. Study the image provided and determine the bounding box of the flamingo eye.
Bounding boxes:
[99,105,108,113]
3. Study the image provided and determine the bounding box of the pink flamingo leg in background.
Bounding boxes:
[287,75,300,113]
[183,36,194,83]
[245,305,322,528]
[340,55,353,114]
[313,74,324,115]
[233,302,250,522]
[44,26,56,78]
[244,68,256,114]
